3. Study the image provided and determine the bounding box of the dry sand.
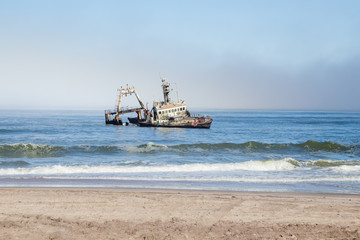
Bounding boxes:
[0,188,359,239]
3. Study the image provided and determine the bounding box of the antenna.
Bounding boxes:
[175,83,179,102]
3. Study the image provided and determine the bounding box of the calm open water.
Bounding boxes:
[0,110,360,193]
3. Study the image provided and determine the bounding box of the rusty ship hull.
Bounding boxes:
[138,116,212,129]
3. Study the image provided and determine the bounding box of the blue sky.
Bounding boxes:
[1,1,359,110]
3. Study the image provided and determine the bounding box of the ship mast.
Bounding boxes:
[161,79,171,104]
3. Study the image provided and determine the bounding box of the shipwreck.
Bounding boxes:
[105,80,213,129]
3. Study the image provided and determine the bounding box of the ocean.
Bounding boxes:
[0,110,359,193]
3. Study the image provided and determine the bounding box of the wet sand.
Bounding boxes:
[0,188,359,239]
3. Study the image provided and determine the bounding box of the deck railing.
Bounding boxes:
[105,106,143,115]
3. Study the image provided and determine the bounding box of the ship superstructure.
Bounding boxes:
[138,79,212,128]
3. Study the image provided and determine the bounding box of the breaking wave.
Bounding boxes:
[123,142,169,153]
[0,140,359,158]
[1,158,360,176]
[0,143,65,158]
[172,140,357,153]
[303,159,359,167]
[0,143,119,158]
[0,158,297,175]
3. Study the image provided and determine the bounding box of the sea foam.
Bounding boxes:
[329,165,360,174]
[0,158,297,176]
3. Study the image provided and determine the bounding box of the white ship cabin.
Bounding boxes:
[154,103,189,121]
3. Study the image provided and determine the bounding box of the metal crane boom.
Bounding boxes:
[116,86,145,114]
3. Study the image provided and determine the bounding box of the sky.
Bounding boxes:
[1,0,359,111]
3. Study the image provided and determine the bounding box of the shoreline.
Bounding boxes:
[1,188,359,239]
[1,186,360,196]
[1,177,359,194]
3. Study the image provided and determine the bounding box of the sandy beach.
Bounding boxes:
[0,188,359,239]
